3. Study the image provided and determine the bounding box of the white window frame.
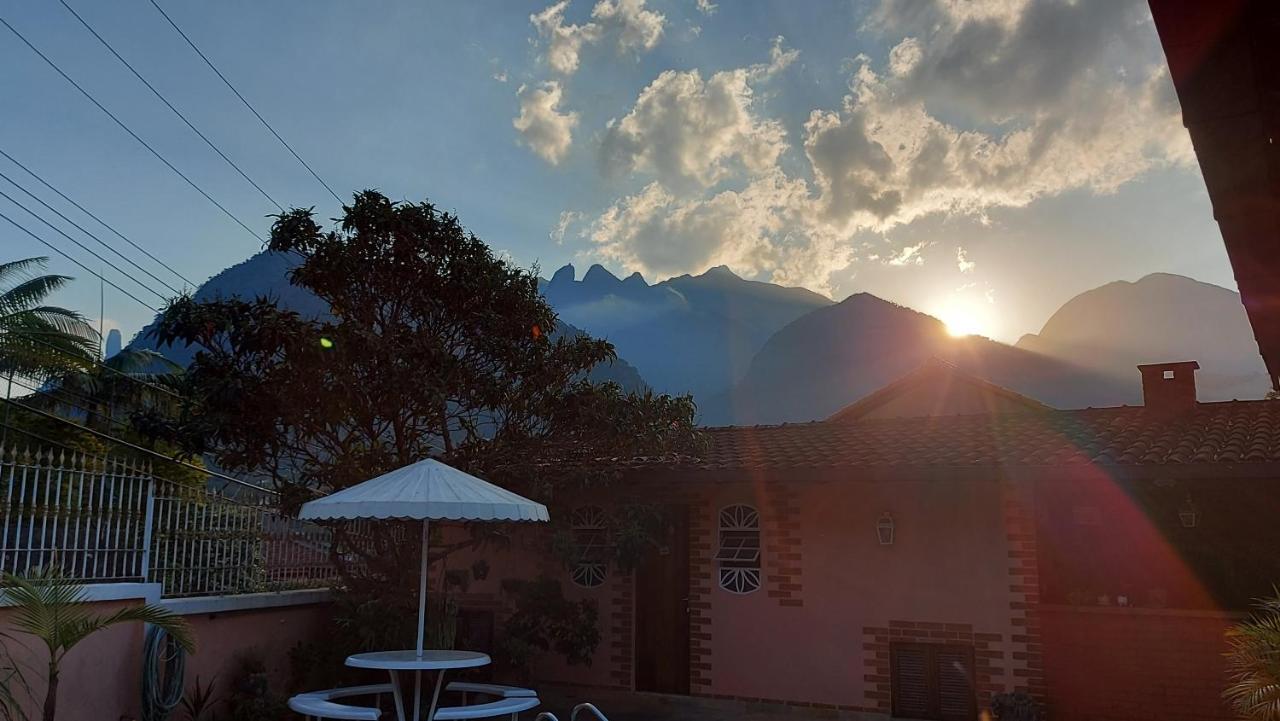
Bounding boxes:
[569,505,609,589]
[716,504,761,594]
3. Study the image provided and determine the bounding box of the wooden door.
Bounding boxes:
[634,506,690,694]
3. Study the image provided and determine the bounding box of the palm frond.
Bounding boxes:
[0,258,50,288]
[1,569,194,660]
[0,277,74,318]
[103,348,182,376]
[65,605,194,654]
[1226,591,1280,720]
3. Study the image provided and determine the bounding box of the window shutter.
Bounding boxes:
[891,642,977,721]
[935,645,977,721]
[892,644,933,719]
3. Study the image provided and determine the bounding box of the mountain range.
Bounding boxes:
[128,252,1270,426]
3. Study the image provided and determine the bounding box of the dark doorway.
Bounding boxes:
[634,506,690,694]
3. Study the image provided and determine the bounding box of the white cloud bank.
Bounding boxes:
[514,81,579,164]
[583,0,1194,294]
[530,0,665,76]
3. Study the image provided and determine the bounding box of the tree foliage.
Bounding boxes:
[149,191,701,651]
[1226,591,1280,720]
[2,567,193,721]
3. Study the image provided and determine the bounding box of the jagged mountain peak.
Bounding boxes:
[549,263,576,285]
[581,264,621,287]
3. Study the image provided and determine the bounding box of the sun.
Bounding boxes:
[934,296,994,338]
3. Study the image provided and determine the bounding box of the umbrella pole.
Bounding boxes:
[413,518,429,721]
[417,517,429,655]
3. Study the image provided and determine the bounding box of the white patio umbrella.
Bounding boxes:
[299,458,549,656]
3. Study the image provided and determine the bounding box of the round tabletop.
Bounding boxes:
[346,650,491,671]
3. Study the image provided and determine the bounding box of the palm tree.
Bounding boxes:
[0,258,97,381]
[1225,591,1280,720]
[2,567,195,721]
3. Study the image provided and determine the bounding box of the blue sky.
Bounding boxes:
[1,0,1232,345]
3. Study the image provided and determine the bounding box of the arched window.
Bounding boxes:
[570,505,609,588]
[717,504,761,594]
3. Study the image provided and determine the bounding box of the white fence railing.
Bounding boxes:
[0,446,344,598]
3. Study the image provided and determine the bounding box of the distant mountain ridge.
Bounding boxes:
[128,252,648,391]
[541,263,832,400]
[127,253,1268,427]
[1015,272,1269,402]
[700,293,1132,425]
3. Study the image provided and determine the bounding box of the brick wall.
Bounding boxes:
[1040,606,1238,721]
[761,485,804,607]
[688,493,715,694]
[1003,480,1046,701]
[861,621,1005,714]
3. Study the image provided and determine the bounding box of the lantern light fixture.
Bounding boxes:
[1179,495,1200,528]
[876,511,895,546]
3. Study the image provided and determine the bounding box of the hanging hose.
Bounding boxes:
[141,624,186,721]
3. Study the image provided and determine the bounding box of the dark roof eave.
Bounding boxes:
[619,461,1280,484]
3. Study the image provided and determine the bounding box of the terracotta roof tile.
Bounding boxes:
[674,400,1280,471]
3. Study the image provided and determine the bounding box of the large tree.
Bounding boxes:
[149,191,699,647]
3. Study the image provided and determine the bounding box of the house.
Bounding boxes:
[449,359,1280,721]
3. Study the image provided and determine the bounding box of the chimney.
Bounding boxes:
[1137,361,1200,413]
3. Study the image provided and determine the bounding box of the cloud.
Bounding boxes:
[583,0,1195,293]
[696,0,717,16]
[803,47,1192,232]
[956,247,975,273]
[888,242,927,266]
[747,36,799,81]
[551,210,585,243]
[588,172,849,293]
[530,0,665,77]
[600,67,788,189]
[514,81,579,164]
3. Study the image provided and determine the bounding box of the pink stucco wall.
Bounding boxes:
[0,593,329,721]
[697,478,1020,707]
[436,476,1025,710]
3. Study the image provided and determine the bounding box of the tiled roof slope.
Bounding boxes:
[686,400,1280,471]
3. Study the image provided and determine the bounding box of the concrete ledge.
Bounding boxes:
[160,588,332,616]
[1039,603,1247,620]
[0,582,162,607]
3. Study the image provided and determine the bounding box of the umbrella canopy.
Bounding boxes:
[298,456,548,708]
[299,458,548,522]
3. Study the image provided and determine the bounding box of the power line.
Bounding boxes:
[1,396,279,494]
[58,0,283,212]
[0,147,196,289]
[147,0,344,205]
[0,167,183,296]
[0,421,274,504]
[0,16,264,243]
[0,185,169,306]
[0,421,116,463]
[7,375,142,437]
[0,206,159,312]
[22,335,187,403]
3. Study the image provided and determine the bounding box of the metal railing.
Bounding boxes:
[0,445,343,597]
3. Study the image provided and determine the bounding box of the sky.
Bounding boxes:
[0,0,1235,346]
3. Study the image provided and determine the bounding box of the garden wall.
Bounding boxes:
[0,586,330,720]
[1039,605,1238,721]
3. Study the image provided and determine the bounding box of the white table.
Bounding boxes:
[347,650,491,721]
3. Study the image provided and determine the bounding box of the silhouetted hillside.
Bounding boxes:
[129,252,648,392]
[542,264,831,399]
[1016,273,1269,401]
[703,293,1131,425]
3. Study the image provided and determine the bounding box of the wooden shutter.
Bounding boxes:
[935,645,977,721]
[891,642,977,721]
[892,643,933,719]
